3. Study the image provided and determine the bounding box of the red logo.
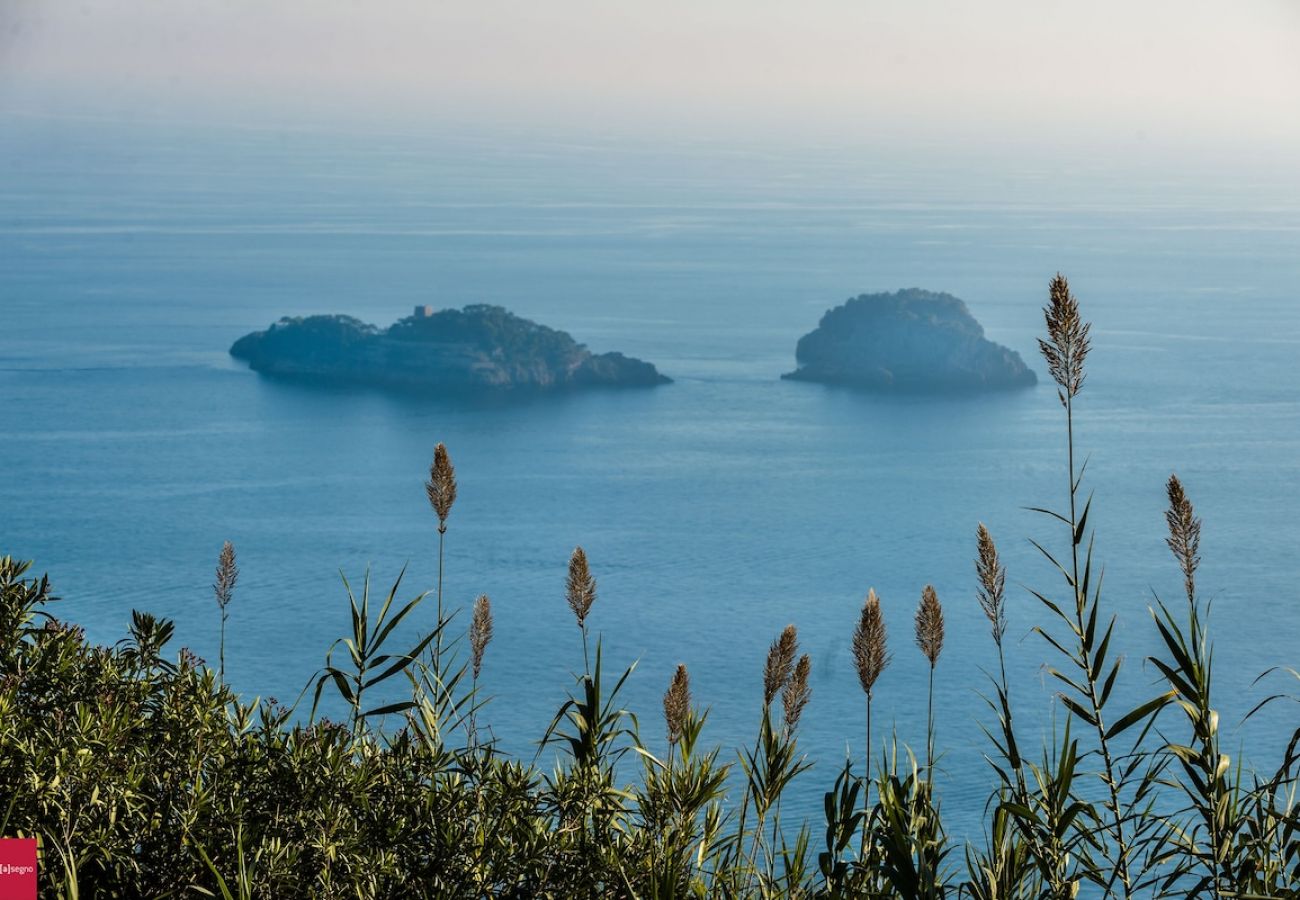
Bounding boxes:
[0,839,37,900]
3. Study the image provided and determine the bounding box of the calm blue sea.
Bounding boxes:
[2,116,1298,837]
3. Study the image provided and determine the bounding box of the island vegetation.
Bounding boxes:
[230,304,671,391]
[3,276,1298,898]
[783,289,1038,392]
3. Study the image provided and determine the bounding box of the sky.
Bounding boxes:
[2,0,1299,163]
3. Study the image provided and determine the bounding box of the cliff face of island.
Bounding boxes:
[230,305,671,391]
[782,289,1037,392]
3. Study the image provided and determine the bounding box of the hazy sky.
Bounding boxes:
[3,0,1299,157]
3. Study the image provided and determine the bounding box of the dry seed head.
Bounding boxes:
[566,547,596,628]
[1038,273,1091,401]
[1165,474,1201,604]
[852,589,890,698]
[976,524,1007,646]
[915,585,945,667]
[763,624,799,707]
[470,594,493,680]
[213,541,238,612]
[783,653,812,732]
[425,443,457,532]
[663,664,691,746]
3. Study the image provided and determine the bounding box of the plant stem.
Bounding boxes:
[434,526,446,673]
[469,672,478,749]
[995,639,1064,897]
[861,693,872,858]
[769,794,783,886]
[748,809,768,889]
[926,664,935,776]
[1065,392,1132,899]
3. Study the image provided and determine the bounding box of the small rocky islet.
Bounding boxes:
[230,291,1036,395]
[783,288,1037,392]
[230,304,671,391]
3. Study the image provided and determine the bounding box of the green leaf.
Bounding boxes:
[1099,661,1123,709]
[1024,506,1071,526]
[1028,539,1073,587]
[370,587,431,654]
[362,700,417,718]
[1074,494,1092,547]
[1105,692,1173,740]
[1059,694,1097,727]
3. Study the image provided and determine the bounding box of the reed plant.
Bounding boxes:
[635,666,731,898]
[1028,275,1173,898]
[729,625,815,895]
[1147,475,1300,898]
[309,566,440,733]
[2,273,1299,897]
[467,593,493,746]
[973,524,1088,900]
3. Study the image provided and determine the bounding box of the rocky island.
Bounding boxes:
[782,289,1037,392]
[230,304,671,391]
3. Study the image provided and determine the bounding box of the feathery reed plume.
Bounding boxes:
[1165,474,1201,604]
[213,541,238,679]
[566,546,597,673]
[663,664,691,747]
[566,547,596,628]
[763,624,799,707]
[976,524,1007,647]
[853,589,889,699]
[470,594,493,681]
[782,654,812,733]
[1038,273,1091,401]
[425,442,457,671]
[425,443,457,533]
[214,541,238,610]
[915,585,945,667]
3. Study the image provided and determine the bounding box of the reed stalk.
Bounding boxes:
[732,625,799,889]
[974,525,1031,803]
[212,541,237,681]
[1043,275,1133,895]
[1032,274,1171,899]
[853,589,889,791]
[468,593,493,746]
[976,524,1022,782]
[915,584,944,774]
[425,442,457,673]
[1149,475,1236,898]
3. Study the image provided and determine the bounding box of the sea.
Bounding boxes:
[2,114,1298,839]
